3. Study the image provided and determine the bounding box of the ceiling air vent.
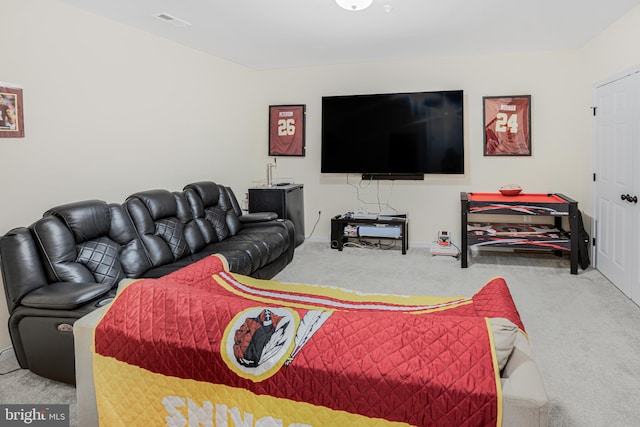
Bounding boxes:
[154,13,191,27]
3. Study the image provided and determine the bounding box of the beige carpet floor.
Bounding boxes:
[273,242,640,427]
[1,241,639,426]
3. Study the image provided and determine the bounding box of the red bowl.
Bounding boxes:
[499,188,522,196]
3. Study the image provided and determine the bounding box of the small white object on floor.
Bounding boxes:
[430,242,460,257]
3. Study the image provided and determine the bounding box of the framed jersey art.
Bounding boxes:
[268,104,306,157]
[483,95,531,156]
[0,86,24,138]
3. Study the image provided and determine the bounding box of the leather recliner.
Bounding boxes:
[0,200,146,384]
[0,182,295,384]
[183,182,295,278]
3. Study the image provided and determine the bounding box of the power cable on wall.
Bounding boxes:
[305,210,321,240]
[346,174,397,213]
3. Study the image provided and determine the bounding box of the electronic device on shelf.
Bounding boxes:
[358,225,401,238]
[378,211,407,220]
[352,208,378,220]
[321,90,464,180]
[352,212,378,220]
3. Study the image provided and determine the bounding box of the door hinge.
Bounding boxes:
[592,106,597,116]
[592,237,596,246]
[593,173,596,182]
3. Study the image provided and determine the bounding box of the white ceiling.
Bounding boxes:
[58,0,640,70]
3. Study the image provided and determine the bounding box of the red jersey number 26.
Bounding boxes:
[277,119,296,136]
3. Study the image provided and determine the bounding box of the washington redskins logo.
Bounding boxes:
[221,307,331,381]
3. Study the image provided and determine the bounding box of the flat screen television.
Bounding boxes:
[321,90,464,179]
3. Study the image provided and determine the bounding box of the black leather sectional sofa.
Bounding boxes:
[0,181,296,384]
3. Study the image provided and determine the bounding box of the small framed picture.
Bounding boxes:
[0,86,25,138]
[269,104,305,157]
[483,95,531,156]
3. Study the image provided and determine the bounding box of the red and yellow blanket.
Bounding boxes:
[93,255,524,426]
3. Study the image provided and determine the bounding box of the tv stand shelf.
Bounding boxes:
[331,214,408,254]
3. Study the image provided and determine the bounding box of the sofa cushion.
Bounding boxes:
[154,217,189,260]
[202,241,261,272]
[205,207,230,241]
[126,190,191,267]
[45,200,111,243]
[216,187,243,236]
[141,253,209,279]
[225,232,286,266]
[33,215,125,286]
[107,204,153,278]
[142,249,253,278]
[132,190,177,220]
[34,201,147,287]
[76,237,126,285]
[184,182,242,237]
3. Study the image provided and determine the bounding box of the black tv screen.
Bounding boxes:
[321,90,464,177]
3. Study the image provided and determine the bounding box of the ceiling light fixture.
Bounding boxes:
[335,0,373,11]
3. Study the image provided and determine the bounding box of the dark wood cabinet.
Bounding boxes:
[249,184,305,247]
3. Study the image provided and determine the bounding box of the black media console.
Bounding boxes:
[330,214,409,254]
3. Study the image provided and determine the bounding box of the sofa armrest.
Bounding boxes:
[20,282,113,310]
[239,212,278,223]
[74,304,110,427]
[0,227,50,313]
[75,277,136,426]
[501,333,549,427]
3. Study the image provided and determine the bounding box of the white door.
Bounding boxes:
[594,70,640,303]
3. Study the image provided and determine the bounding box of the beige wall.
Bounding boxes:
[258,51,590,248]
[0,1,638,348]
[580,5,640,83]
[0,0,263,348]
[263,5,640,247]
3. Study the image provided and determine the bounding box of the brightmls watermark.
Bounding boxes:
[0,405,68,426]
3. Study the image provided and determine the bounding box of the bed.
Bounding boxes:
[74,255,549,426]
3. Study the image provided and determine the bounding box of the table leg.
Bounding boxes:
[569,205,579,274]
[401,221,407,254]
[461,199,468,268]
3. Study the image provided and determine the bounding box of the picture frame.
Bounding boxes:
[0,86,25,138]
[269,104,306,157]
[483,95,531,156]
